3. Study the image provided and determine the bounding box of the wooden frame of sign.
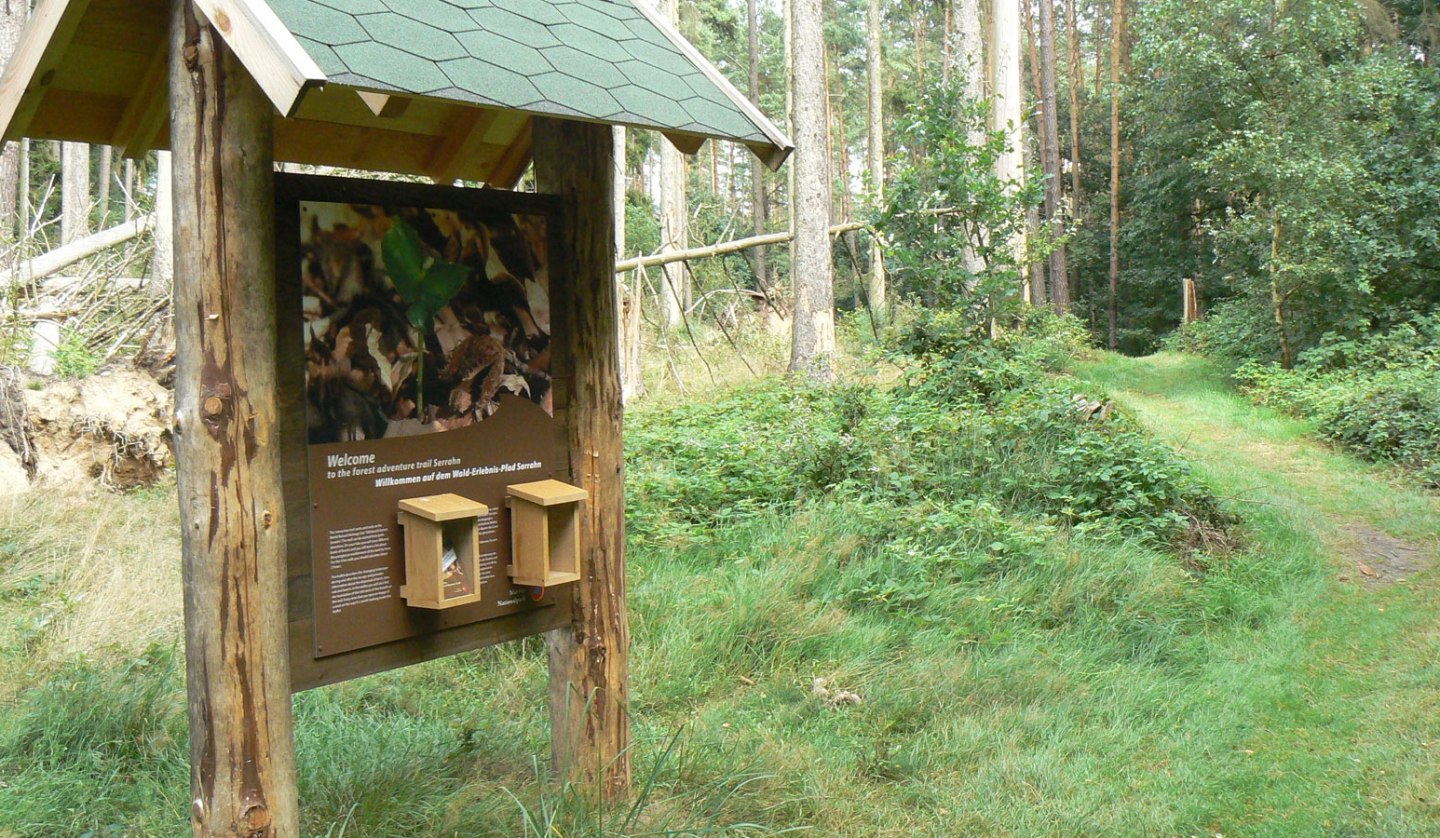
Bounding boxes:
[274,173,576,691]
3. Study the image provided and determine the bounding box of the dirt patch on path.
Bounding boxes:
[1338,523,1437,588]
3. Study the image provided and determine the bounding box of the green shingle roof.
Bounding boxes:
[268,0,780,147]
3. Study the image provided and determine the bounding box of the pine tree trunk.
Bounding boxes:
[152,151,174,298]
[0,0,24,241]
[17,138,28,239]
[658,0,687,330]
[1023,126,1046,305]
[1023,0,1045,107]
[1066,0,1083,218]
[865,0,886,314]
[61,142,90,245]
[956,0,984,102]
[938,0,950,83]
[709,141,718,198]
[834,61,852,223]
[1270,213,1292,369]
[991,0,1028,300]
[1022,0,1048,298]
[533,116,631,798]
[124,158,135,221]
[784,0,796,243]
[97,146,113,226]
[1108,0,1125,349]
[169,3,298,833]
[614,126,643,403]
[1039,0,1070,310]
[749,0,771,299]
[790,0,836,379]
[824,46,836,224]
[956,0,985,279]
[1095,0,1106,97]
[914,7,926,92]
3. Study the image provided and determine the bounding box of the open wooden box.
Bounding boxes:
[397,494,488,609]
[507,479,588,588]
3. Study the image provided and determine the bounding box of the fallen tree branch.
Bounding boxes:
[2,215,155,287]
[615,220,871,273]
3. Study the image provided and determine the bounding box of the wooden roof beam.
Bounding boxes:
[486,117,533,190]
[112,42,169,157]
[356,90,410,119]
[191,0,326,118]
[746,141,791,173]
[425,107,500,184]
[662,132,705,156]
[0,0,96,143]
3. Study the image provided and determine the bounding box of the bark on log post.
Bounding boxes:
[169,2,299,834]
[533,116,631,799]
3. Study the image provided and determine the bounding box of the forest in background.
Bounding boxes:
[2,0,1438,377]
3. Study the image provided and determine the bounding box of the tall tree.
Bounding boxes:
[1021,0,1049,299]
[749,0,771,300]
[955,0,985,105]
[829,46,852,222]
[789,0,836,378]
[0,0,25,240]
[956,0,985,276]
[1066,0,1084,216]
[1038,0,1070,309]
[658,0,688,330]
[865,0,885,314]
[1095,0,1106,96]
[992,0,1028,297]
[97,146,113,226]
[614,126,643,404]
[1108,0,1125,348]
[152,152,174,297]
[16,138,27,239]
[60,142,90,245]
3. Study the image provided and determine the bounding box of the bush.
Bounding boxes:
[51,328,103,379]
[1235,317,1440,486]
[626,382,882,542]
[1165,297,1285,368]
[630,312,1228,551]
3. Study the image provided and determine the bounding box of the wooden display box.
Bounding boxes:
[507,480,588,588]
[397,494,488,609]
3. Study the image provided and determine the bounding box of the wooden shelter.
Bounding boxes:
[0,0,791,180]
[0,1,789,834]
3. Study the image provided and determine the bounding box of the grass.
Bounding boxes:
[1,347,1437,836]
[1075,351,1440,545]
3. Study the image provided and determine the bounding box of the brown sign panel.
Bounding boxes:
[275,174,574,690]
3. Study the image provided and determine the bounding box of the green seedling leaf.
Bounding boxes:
[382,217,426,301]
[416,262,472,320]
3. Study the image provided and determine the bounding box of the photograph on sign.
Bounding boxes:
[302,202,554,438]
[290,190,566,659]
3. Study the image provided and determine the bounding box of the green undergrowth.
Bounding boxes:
[2,320,1437,835]
[1230,316,1440,488]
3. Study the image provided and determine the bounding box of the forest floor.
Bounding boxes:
[0,349,1438,836]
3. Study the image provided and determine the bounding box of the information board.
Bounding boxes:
[275,175,574,688]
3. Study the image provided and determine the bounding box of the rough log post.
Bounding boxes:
[533,116,630,798]
[170,2,299,835]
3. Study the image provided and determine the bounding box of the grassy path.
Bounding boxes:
[1075,351,1440,836]
[3,351,1439,836]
